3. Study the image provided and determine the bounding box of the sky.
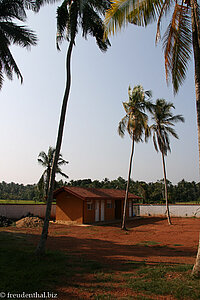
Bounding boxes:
[0,3,199,185]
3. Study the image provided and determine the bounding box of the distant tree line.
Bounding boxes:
[0,178,199,204]
[0,181,62,202]
[68,177,200,204]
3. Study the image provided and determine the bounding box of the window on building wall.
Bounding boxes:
[87,200,93,210]
[107,200,112,208]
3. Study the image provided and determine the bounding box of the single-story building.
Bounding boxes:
[53,186,141,224]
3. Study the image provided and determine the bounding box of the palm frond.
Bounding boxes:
[163,4,192,93]
[57,151,68,165]
[56,169,69,178]
[144,124,151,142]
[81,2,110,52]
[119,85,150,142]
[145,89,153,98]
[0,0,26,21]
[150,98,184,155]
[129,0,162,27]
[56,0,70,48]
[156,0,172,43]
[104,0,134,37]
[104,0,162,38]
[0,69,3,90]
[0,37,23,83]
[165,126,179,138]
[37,174,45,190]
[38,146,68,196]
[118,116,128,137]
[0,0,37,88]
[167,114,185,123]
[152,131,159,152]
[32,0,61,12]
[0,22,37,47]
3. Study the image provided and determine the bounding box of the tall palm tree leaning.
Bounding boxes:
[104,0,200,277]
[150,99,184,225]
[118,85,152,230]
[0,0,38,89]
[35,0,111,256]
[38,146,68,200]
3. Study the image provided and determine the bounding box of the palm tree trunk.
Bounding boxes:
[191,0,200,277]
[122,136,135,230]
[35,37,75,256]
[161,151,172,225]
[45,167,51,199]
[192,233,200,277]
[191,0,200,172]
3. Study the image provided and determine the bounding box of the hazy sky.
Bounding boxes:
[0,3,198,185]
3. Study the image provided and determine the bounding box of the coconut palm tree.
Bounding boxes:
[119,85,152,230]
[35,0,111,256]
[37,146,68,200]
[150,99,184,225]
[0,0,38,89]
[104,0,200,167]
[104,0,200,275]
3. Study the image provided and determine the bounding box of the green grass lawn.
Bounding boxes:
[0,200,56,204]
[1,231,200,299]
[174,201,200,204]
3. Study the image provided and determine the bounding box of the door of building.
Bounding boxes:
[95,200,100,222]
[115,200,122,219]
[101,200,105,221]
[129,200,132,217]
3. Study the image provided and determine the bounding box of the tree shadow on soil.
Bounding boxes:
[97,217,167,229]
[0,229,195,263]
[0,230,196,300]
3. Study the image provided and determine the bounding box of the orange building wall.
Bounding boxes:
[56,192,83,224]
[56,192,136,225]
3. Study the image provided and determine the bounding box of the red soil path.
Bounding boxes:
[10,217,198,265]
[4,217,200,299]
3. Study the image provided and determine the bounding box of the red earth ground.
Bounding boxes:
[4,217,200,299]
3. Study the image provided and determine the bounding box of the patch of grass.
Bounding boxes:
[93,271,114,283]
[94,295,112,300]
[77,257,103,273]
[126,264,200,299]
[173,244,183,247]
[85,226,99,232]
[52,231,70,236]
[120,297,152,300]
[0,233,73,293]
[94,294,152,300]
[134,241,160,246]
[175,201,200,204]
[0,200,56,204]
[123,261,147,269]
[0,231,104,295]
[1,231,200,300]
[0,200,45,204]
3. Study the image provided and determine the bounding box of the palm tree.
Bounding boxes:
[0,0,38,89]
[104,0,200,167]
[104,0,200,276]
[150,99,184,225]
[37,146,68,200]
[118,85,152,230]
[35,0,111,256]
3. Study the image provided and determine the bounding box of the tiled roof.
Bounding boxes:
[54,186,141,200]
